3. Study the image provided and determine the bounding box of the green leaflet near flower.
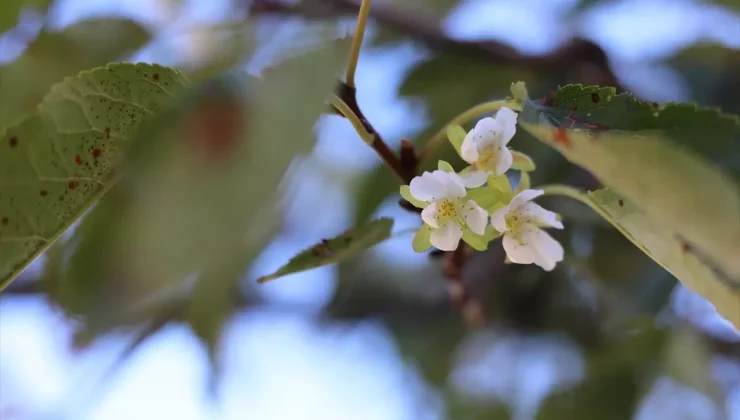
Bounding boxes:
[491,189,564,271]
[401,170,489,252]
[454,107,519,187]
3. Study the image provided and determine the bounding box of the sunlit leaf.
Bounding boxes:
[519,84,740,295]
[257,218,394,283]
[0,63,189,290]
[0,18,151,127]
[585,188,740,328]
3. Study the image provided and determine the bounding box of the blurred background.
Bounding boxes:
[1,0,739,419]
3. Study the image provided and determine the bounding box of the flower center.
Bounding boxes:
[504,211,525,232]
[475,146,497,170]
[437,198,458,221]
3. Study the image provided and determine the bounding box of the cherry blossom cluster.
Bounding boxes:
[401,108,565,271]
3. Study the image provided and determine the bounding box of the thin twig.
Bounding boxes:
[336,82,417,183]
[345,0,371,87]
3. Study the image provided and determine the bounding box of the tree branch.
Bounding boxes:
[336,82,417,184]
[250,0,621,89]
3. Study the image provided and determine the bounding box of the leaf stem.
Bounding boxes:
[329,93,412,183]
[329,95,374,144]
[345,0,372,87]
[539,184,609,220]
[539,184,658,267]
[418,99,523,164]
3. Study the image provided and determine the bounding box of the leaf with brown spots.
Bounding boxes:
[257,218,394,284]
[515,82,740,302]
[586,188,740,328]
[0,63,189,290]
[0,18,151,128]
[522,122,740,294]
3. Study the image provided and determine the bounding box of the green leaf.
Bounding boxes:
[400,185,427,208]
[117,35,351,290]
[488,174,513,198]
[511,150,536,171]
[412,224,433,253]
[257,218,394,283]
[446,124,466,156]
[522,123,740,287]
[187,244,262,387]
[465,187,502,210]
[462,226,498,251]
[519,84,740,291]
[0,18,151,128]
[585,188,740,328]
[438,159,455,172]
[0,63,189,290]
[529,84,740,179]
[0,0,51,33]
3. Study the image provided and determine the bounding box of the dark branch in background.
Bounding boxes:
[250,0,622,90]
[443,244,485,326]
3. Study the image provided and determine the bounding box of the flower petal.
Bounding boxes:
[421,201,440,228]
[441,171,467,198]
[519,202,563,229]
[494,147,513,176]
[462,200,488,235]
[461,130,479,163]
[400,185,428,208]
[502,233,536,265]
[409,171,447,201]
[495,107,518,144]
[520,224,564,271]
[473,117,502,148]
[430,221,463,251]
[459,169,488,188]
[510,188,544,207]
[490,204,510,232]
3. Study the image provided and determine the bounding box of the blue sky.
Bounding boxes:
[1,0,739,419]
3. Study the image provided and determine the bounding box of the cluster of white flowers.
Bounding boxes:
[401,108,565,271]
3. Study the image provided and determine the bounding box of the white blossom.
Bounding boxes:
[409,170,488,251]
[490,189,564,271]
[459,107,518,187]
